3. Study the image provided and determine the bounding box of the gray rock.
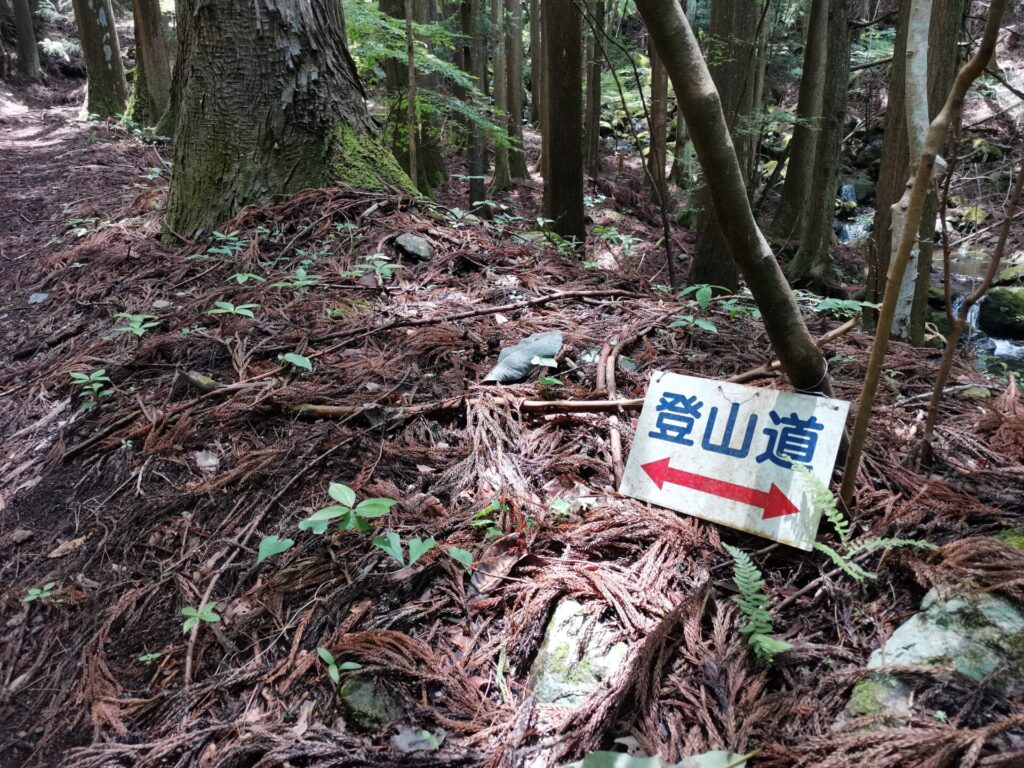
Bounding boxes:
[393,233,434,262]
[527,600,628,706]
[12,529,34,544]
[868,588,1024,694]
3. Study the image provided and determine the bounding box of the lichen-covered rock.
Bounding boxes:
[845,673,912,720]
[978,287,1024,339]
[393,233,434,262]
[993,263,1024,288]
[868,588,1024,695]
[528,600,628,706]
[338,676,404,728]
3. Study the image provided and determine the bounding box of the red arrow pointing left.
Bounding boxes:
[641,457,799,519]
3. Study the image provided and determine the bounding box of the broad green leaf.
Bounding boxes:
[448,546,473,571]
[198,602,220,622]
[257,535,294,563]
[408,536,436,566]
[550,498,571,516]
[373,531,405,566]
[328,482,357,507]
[355,497,398,519]
[280,353,312,371]
[298,506,349,534]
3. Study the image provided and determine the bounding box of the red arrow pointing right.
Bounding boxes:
[641,457,799,519]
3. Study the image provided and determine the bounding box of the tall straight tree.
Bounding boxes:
[13,0,41,82]
[491,0,512,191]
[865,0,966,343]
[458,0,489,211]
[689,0,758,290]
[645,41,668,201]
[772,0,828,238]
[541,0,585,241]
[71,0,128,118]
[164,0,412,237]
[506,0,529,177]
[785,0,853,293]
[583,0,604,177]
[132,0,171,117]
[529,0,541,124]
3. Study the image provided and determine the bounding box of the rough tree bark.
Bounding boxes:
[491,0,511,191]
[71,0,128,118]
[529,0,541,124]
[541,0,584,241]
[460,0,489,213]
[784,0,853,294]
[132,0,170,117]
[506,0,529,177]
[13,0,41,81]
[689,0,757,291]
[164,0,413,237]
[634,0,834,396]
[583,0,603,177]
[865,0,966,343]
[644,39,668,202]
[772,0,828,238]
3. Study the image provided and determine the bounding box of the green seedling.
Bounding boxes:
[181,601,220,634]
[70,369,113,410]
[207,301,260,318]
[298,482,397,534]
[111,313,160,338]
[23,581,60,604]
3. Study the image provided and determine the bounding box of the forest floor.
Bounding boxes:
[2,78,1024,768]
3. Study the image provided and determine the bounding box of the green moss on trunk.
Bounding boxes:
[329,124,416,195]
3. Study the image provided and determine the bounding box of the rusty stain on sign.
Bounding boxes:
[620,372,850,550]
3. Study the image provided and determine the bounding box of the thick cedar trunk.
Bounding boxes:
[132,0,170,117]
[13,0,41,81]
[459,0,489,212]
[491,0,511,191]
[785,0,853,293]
[124,12,156,125]
[155,0,190,137]
[865,0,966,342]
[583,0,603,177]
[689,0,757,290]
[644,40,668,201]
[773,0,828,238]
[164,0,412,237]
[506,0,528,177]
[634,0,834,396]
[529,0,540,124]
[541,0,584,241]
[71,0,128,118]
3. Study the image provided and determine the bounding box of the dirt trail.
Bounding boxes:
[2,89,1024,768]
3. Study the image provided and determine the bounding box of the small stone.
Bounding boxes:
[152,299,172,309]
[528,599,628,706]
[28,292,48,305]
[955,386,991,400]
[338,676,404,729]
[393,233,434,262]
[12,528,33,544]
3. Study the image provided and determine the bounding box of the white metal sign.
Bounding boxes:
[620,371,850,550]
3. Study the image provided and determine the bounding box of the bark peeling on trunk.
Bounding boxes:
[164,0,413,237]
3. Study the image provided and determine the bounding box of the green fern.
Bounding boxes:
[845,537,939,556]
[722,543,792,662]
[813,541,875,582]
[795,464,851,545]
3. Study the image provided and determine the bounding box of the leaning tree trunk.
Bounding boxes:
[785,0,853,294]
[689,0,757,290]
[634,0,834,397]
[164,0,413,237]
[541,0,585,241]
[506,0,529,177]
[132,0,170,117]
[71,0,128,118]
[772,0,828,238]
[13,0,41,82]
[865,0,966,342]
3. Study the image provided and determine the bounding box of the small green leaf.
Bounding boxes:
[373,531,405,566]
[531,356,558,368]
[298,506,349,534]
[257,535,294,563]
[197,602,220,622]
[538,375,563,386]
[549,498,571,516]
[280,353,312,371]
[337,661,363,671]
[448,546,474,571]
[408,536,436,566]
[317,646,336,666]
[328,482,356,507]
[355,497,398,519]
[138,651,162,664]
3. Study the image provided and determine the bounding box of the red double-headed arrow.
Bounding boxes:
[641,457,799,519]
